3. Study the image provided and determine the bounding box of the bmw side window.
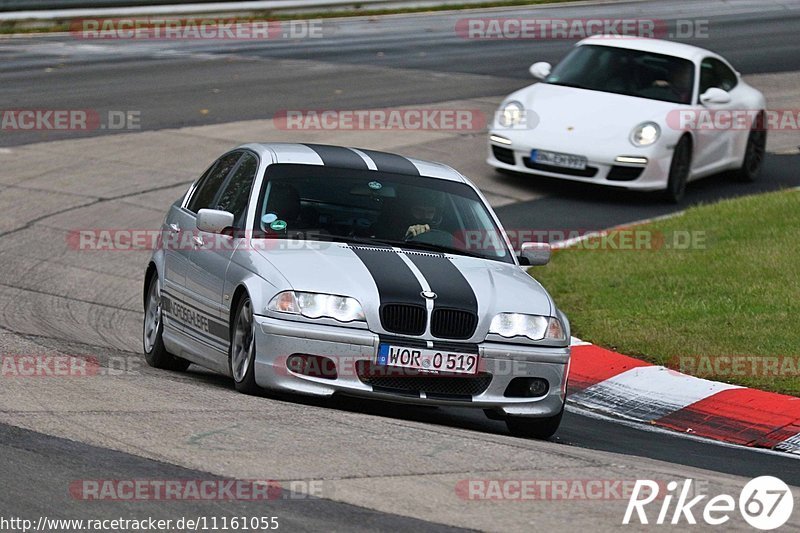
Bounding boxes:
[214,152,258,228]
[186,152,242,213]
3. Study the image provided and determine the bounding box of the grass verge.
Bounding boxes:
[531,189,800,396]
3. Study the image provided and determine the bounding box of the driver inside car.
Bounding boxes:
[369,189,446,241]
[404,191,445,239]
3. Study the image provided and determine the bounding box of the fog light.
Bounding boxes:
[504,377,549,398]
[286,354,337,380]
[615,156,649,165]
[490,134,512,145]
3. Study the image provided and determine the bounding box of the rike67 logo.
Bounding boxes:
[624,476,794,530]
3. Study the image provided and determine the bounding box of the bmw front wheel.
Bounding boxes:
[505,407,564,440]
[143,273,191,371]
[230,295,260,395]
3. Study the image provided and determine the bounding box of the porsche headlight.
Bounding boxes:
[267,291,365,323]
[489,313,566,342]
[630,122,661,146]
[498,100,524,127]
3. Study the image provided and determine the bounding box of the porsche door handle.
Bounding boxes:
[168,223,180,233]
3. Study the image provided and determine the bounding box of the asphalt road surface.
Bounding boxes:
[1,0,800,144]
[1,0,800,530]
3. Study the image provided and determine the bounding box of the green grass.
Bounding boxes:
[0,0,586,35]
[531,189,800,396]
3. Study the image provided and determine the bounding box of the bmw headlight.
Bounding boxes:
[489,313,566,342]
[630,122,661,146]
[498,100,524,127]
[267,291,365,323]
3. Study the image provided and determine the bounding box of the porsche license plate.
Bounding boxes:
[377,344,478,375]
[532,149,588,170]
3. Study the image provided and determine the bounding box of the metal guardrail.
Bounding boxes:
[0,1,237,11]
[2,0,604,20]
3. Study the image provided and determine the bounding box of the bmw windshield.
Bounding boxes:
[545,44,696,105]
[252,164,513,263]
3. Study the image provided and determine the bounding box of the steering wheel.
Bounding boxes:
[405,228,453,246]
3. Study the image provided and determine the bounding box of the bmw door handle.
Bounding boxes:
[169,223,180,233]
[192,235,204,248]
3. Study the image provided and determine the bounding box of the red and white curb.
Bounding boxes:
[567,337,800,455]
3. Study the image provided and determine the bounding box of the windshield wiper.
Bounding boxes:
[368,238,489,259]
[306,234,491,259]
[548,81,590,90]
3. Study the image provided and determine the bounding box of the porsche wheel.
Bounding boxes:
[662,136,692,203]
[732,115,767,182]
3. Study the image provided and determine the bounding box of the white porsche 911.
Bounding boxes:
[487,36,767,202]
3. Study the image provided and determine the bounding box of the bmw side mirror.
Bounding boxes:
[700,87,732,106]
[519,242,551,266]
[529,62,552,80]
[196,208,234,234]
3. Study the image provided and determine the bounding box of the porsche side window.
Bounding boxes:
[214,152,258,228]
[700,58,738,94]
[186,152,241,213]
[715,60,738,91]
[699,60,717,95]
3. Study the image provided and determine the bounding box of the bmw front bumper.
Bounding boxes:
[252,315,569,418]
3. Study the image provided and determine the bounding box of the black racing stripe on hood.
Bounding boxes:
[405,253,478,313]
[303,144,368,170]
[358,149,420,176]
[349,247,424,306]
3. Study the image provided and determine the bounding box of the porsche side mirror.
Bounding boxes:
[196,208,234,234]
[529,62,552,80]
[700,87,732,106]
[519,242,551,266]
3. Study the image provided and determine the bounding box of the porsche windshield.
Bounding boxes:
[253,164,513,263]
[545,44,696,104]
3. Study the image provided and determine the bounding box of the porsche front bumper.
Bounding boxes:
[487,131,675,191]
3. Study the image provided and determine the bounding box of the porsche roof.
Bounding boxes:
[577,36,724,63]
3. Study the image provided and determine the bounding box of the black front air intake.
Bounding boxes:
[492,145,516,165]
[356,361,493,399]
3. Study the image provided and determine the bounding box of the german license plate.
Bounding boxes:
[377,344,478,375]
[532,149,588,170]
